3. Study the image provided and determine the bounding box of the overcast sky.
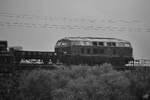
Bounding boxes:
[0,0,150,59]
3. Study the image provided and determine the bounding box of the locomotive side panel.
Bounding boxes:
[70,46,133,65]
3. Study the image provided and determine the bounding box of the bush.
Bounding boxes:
[18,70,52,100]
[125,68,150,100]
[17,64,150,100]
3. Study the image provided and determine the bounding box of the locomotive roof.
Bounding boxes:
[62,37,130,43]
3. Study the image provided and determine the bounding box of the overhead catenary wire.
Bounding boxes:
[0,12,149,32]
[0,21,149,32]
[0,12,142,24]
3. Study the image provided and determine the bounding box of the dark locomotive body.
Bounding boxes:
[55,37,133,66]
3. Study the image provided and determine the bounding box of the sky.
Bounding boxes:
[0,0,150,59]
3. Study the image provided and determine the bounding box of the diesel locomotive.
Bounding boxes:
[0,37,133,66]
[55,37,133,66]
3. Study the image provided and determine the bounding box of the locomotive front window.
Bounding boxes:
[56,42,62,47]
[56,41,69,47]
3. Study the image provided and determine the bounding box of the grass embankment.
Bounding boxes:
[13,64,150,100]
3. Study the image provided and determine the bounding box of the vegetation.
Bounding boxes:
[2,64,150,100]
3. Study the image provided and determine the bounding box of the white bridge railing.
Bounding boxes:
[125,59,150,67]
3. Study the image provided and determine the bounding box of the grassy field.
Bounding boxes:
[1,64,150,100]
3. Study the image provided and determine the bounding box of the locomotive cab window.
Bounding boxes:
[93,42,97,46]
[107,42,116,47]
[83,41,91,46]
[98,42,104,46]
